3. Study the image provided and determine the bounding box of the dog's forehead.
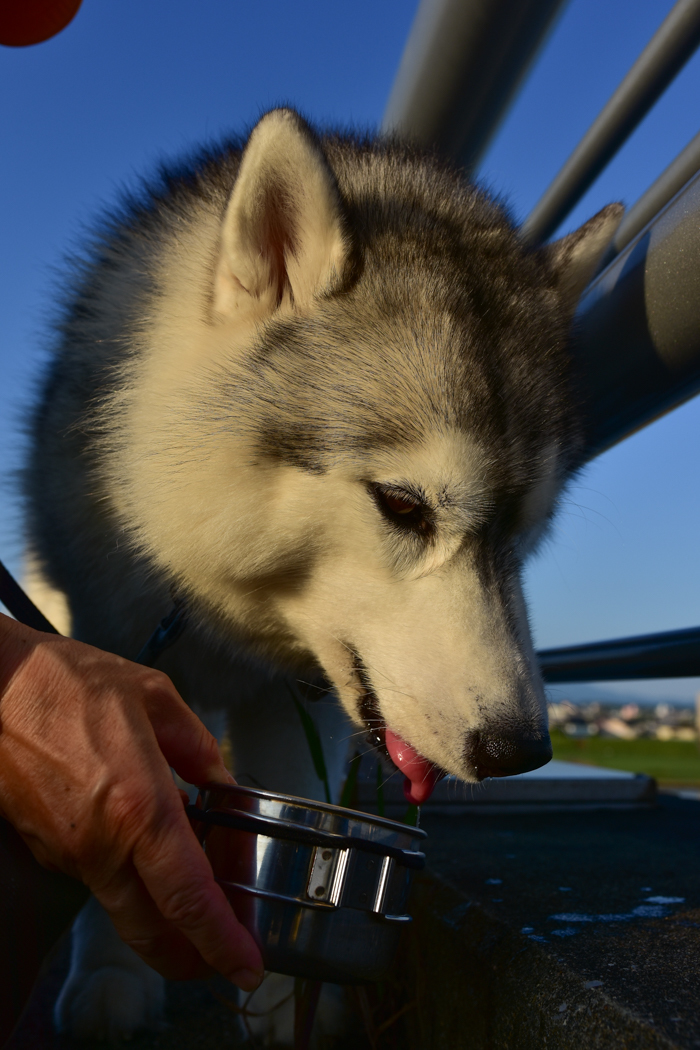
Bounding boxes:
[364,428,488,493]
[243,211,578,477]
[247,306,571,484]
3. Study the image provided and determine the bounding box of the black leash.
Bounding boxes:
[0,558,59,634]
[0,557,186,667]
[134,596,188,667]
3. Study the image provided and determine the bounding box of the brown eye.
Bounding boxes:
[368,483,435,539]
[383,492,419,515]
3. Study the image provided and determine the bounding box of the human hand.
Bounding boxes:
[0,612,263,990]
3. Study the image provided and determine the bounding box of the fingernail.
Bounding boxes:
[225,771,237,785]
[229,968,263,991]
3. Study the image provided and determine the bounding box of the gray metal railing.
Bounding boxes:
[572,169,700,459]
[607,126,700,259]
[540,626,700,682]
[384,0,700,683]
[522,0,700,244]
[382,0,569,173]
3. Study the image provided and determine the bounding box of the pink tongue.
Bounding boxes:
[385,729,443,804]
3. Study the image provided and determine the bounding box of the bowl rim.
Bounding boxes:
[196,781,427,839]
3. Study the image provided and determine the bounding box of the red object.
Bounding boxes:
[0,0,83,47]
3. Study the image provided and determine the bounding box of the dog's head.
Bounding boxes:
[118,109,621,794]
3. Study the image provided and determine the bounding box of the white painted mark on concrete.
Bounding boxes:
[550,913,594,922]
[550,903,674,922]
[599,913,641,921]
[644,896,685,904]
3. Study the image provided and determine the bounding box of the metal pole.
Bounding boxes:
[571,169,700,459]
[382,0,568,174]
[539,625,700,681]
[522,0,700,245]
[609,127,700,259]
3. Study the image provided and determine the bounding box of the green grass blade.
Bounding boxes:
[403,803,419,826]
[340,751,362,809]
[376,760,385,818]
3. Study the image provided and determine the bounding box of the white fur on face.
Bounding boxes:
[358,429,495,576]
[108,370,551,781]
[267,431,547,781]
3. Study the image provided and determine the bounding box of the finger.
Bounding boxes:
[132,801,263,988]
[93,861,214,980]
[143,681,234,786]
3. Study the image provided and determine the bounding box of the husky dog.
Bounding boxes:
[23,107,620,1041]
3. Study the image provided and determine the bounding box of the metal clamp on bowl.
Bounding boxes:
[305,845,410,921]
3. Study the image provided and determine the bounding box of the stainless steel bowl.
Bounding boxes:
[188,784,427,983]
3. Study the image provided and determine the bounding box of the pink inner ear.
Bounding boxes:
[385,729,444,804]
[259,183,296,305]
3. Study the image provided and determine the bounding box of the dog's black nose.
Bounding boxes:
[465,730,552,779]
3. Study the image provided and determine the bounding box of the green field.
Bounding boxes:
[550,729,700,787]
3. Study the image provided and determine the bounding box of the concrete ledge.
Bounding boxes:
[398,795,700,1049]
[357,759,657,816]
[397,874,680,1049]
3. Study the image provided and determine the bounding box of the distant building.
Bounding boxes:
[549,698,697,742]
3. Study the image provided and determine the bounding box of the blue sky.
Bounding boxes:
[1,0,699,701]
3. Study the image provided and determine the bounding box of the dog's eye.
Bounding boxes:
[369,484,434,538]
[382,491,419,515]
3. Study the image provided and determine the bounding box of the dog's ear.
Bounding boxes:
[546,203,624,314]
[214,109,350,318]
